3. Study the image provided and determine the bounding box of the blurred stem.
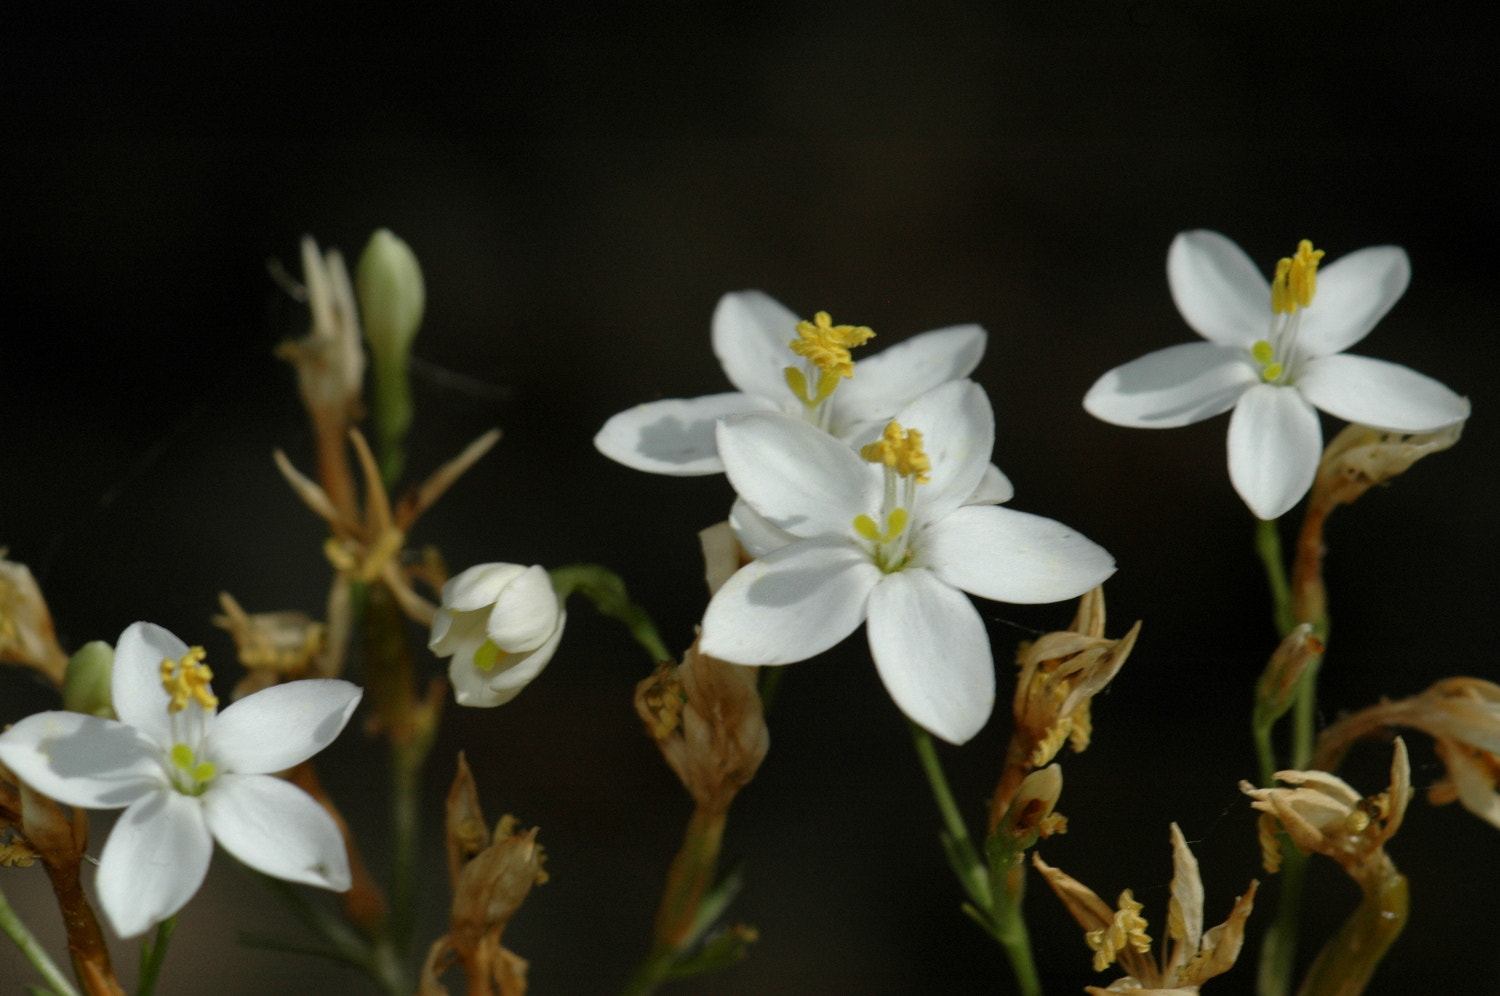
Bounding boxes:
[1296,869,1407,996]
[371,358,412,490]
[623,806,728,996]
[1257,846,1308,996]
[135,916,175,996]
[551,564,670,663]
[1255,518,1295,639]
[0,880,80,996]
[361,579,441,993]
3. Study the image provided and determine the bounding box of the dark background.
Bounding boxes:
[4,6,1498,993]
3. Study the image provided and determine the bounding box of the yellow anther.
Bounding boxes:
[1271,239,1325,314]
[860,422,932,483]
[788,311,874,379]
[160,646,218,713]
[1085,890,1153,972]
[1252,340,1275,364]
[853,508,909,545]
[170,743,217,792]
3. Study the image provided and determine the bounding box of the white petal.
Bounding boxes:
[1296,353,1469,432]
[866,569,994,744]
[700,537,881,665]
[0,711,164,809]
[1227,383,1322,520]
[112,621,192,749]
[712,291,803,400]
[729,496,798,558]
[97,789,212,938]
[1084,342,1257,428]
[1167,230,1270,347]
[893,380,994,519]
[922,506,1116,604]
[965,463,1014,506]
[593,392,773,475]
[207,680,361,775]
[830,324,987,436]
[1296,246,1409,356]
[204,774,351,890]
[429,605,486,657]
[441,562,529,612]
[451,610,566,708]
[486,565,561,652]
[717,413,879,538]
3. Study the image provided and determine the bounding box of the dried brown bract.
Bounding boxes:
[0,552,69,687]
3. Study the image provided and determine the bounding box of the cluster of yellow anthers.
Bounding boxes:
[160,647,218,713]
[860,421,932,484]
[1087,891,1152,973]
[789,310,875,379]
[1270,238,1325,316]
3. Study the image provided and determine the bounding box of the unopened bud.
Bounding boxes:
[999,764,1064,845]
[357,229,425,368]
[1254,623,1323,726]
[62,641,115,718]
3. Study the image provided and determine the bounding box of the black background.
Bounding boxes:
[4,5,1498,993]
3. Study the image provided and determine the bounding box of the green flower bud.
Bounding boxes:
[356,228,425,368]
[63,640,116,718]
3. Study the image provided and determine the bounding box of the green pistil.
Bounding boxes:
[170,743,216,794]
[473,639,502,672]
[1253,340,1284,382]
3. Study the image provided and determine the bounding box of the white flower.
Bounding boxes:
[1084,231,1469,520]
[699,380,1115,745]
[0,622,361,938]
[594,290,988,476]
[429,563,565,708]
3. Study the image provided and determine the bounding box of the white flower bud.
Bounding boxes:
[430,564,565,708]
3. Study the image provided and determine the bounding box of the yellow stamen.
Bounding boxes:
[853,508,908,544]
[160,646,218,713]
[170,743,217,791]
[1271,239,1325,315]
[1085,890,1153,972]
[860,422,931,483]
[788,311,874,379]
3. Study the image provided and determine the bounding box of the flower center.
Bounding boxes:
[853,421,930,572]
[168,742,217,795]
[161,647,219,795]
[1252,239,1324,384]
[782,310,874,429]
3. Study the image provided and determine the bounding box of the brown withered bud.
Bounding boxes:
[0,552,70,687]
[635,637,769,815]
[1314,421,1464,510]
[214,592,329,698]
[1242,738,1411,887]
[1035,823,1257,993]
[1254,623,1324,725]
[422,754,547,996]
[991,588,1139,829]
[1314,676,1500,831]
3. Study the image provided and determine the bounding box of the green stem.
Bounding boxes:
[908,722,985,902]
[0,880,80,996]
[1256,846,1308,996]
[1255,518,1295,638]
[909,723,1041,996]
[1295,870,1407,996]
[550,564,671,663]
[136,915,176,996]
[388,740,425,963]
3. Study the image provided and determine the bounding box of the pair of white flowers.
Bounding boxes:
[597,292,1116,745]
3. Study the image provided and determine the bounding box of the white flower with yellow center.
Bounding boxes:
[1084,231,1469,520]
[0,622,360,938]
[429,563,565,708]
[699,380,1115,744]
[593,290,991,476]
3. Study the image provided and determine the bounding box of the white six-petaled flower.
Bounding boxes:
[0,622,361,938]
[699,379,1115,745]
[1084,230,1469,520]
[594,290,988,475]
[428,563,565,708]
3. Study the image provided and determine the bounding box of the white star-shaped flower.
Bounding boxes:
[594,290,988,475]
[699,379,1115,745]
[1084,230,1469,520]
[0,622,361,938]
